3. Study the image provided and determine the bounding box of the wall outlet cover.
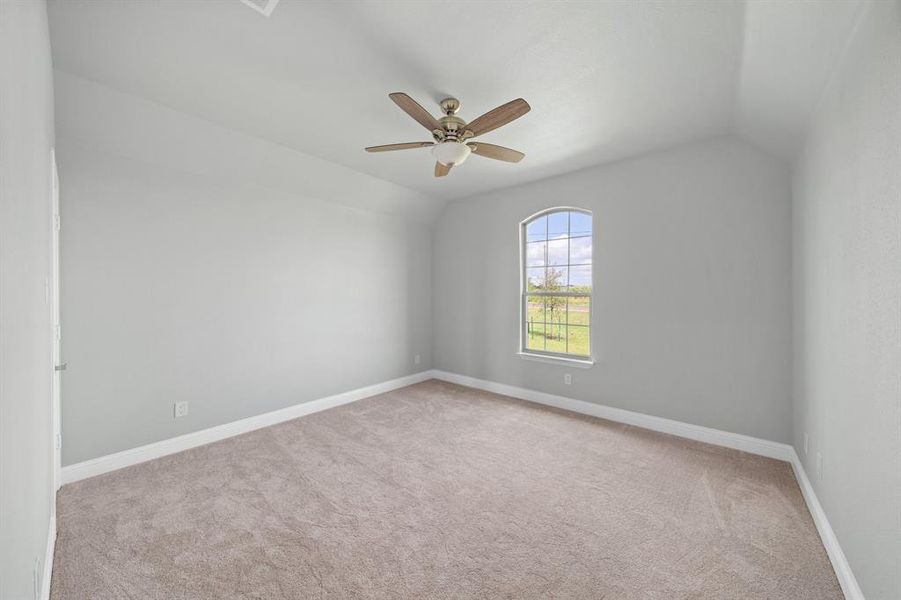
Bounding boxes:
[564,373,572,385]
[174,401,189,418]
[414,354,421,365]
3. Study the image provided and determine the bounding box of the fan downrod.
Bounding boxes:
[437,98,467,140]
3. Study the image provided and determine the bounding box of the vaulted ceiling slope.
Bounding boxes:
[47,0,865,202]
[737,0,865,160]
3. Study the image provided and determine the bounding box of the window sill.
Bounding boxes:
[517,352,595,368]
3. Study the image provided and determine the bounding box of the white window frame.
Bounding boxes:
[519,207,594,365]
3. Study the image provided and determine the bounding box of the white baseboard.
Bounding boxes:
[789,450,864,600]
[432,369,862,600]
[61,370,433,485]
[41,515,56,600]
[430,370,794,461]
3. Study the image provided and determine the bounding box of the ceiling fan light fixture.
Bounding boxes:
[432,141,471,166]
[366,93,530,177]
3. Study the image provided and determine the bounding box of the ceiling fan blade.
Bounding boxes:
[465,98,530,137]
[468,142,525,163]
[435,162,452,177]
[389,92,441,132]
[365,142,434,153]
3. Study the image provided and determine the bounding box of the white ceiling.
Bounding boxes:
[47,0,864,202]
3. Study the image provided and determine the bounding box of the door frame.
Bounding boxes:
[50,148,61,492]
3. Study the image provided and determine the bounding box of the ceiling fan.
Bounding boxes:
[365,93,531,177]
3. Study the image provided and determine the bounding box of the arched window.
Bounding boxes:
[521,208,592,359]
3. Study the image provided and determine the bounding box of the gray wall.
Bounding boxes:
[0,0,56,597]
[433,137,793,443]
[56,75,434,466]
[792,1,901,597]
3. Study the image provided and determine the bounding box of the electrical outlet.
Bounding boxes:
[564,373,572,385]
[414,354,421,365]
[174,401,189,418]
[816,451,823,481]
[804,432,809,456]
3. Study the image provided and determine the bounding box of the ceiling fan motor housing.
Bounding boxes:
[438,114,467,139]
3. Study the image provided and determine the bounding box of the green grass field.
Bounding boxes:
[525,296,590,356]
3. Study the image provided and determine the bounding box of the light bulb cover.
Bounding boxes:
[431,141,471,166]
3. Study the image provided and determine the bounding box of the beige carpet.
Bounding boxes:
[51,379,841,599]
